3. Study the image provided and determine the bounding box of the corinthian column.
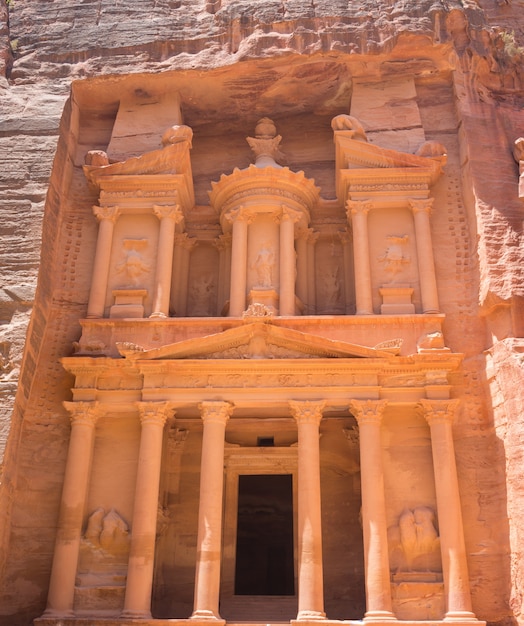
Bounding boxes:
[290,401,326,621]
[87,206,120,318]
[280,206,301,316]
[122,402,171,618]
[150,204,184,318]
[339,229,354,314]
[347,201,374,315]
[419,400,477,622]
[409,199,440,313]
[192,401,233,620]
[349,399,395,621]
[226,207,253,317]
[44,402,100,617]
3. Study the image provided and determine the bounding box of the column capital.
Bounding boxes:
[279,205,303,224]
[419,398,460,425]
[409,198,434,215]
[199,400,233,425]
[349,399,388,425]
[93,205,120,222]
[289,400,325,425]
[136,401,174,427]
[63,401,101,427]
[153,204,184,222]
[224,205,255,225]
[174,232,197,250]
[346,199,374,219]
[213,232,232,251]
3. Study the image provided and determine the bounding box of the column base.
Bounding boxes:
[363,610,397,621]
[120,609,153,619]
[444,611,479,622]
[149,311,168,319]
[295,610,327,621]
[190,609,224,621]
[41,608,75,618]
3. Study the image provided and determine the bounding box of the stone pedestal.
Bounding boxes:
[109,289,147,318]
[248,287,279,314]
[379,285,415,315]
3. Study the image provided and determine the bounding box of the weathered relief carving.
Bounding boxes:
[378,235,411,277]
[388,506,442,575]
[77,508,130,588]
[320,266,342,309]
[190,275,215,316]
[115,239,150,288]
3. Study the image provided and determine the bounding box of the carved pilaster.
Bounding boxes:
[214,233,232,315]
[339,229,354,314]
[171,233,197,316]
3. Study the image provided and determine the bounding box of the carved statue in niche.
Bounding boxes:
[115,239,150,287]
[378,235,410,278]
[251,243,275,288]
[77,508,130,587]
[388,506,441,574]
[319,266,342,310]
[190,274,215,316]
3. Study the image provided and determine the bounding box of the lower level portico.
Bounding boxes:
[36,316,483,626]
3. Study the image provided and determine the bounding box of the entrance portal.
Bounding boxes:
[234,474,295,596]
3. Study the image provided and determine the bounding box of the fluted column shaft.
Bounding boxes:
[44,402,100,617]
[280,207,300,316]
[122,402,171,618]
[192,401,233,620]
[151,205,183,318]
[420,400,476,621]
[87,206,120,318]
[290,401,326,621]
[347,201,374,315]
[410,199,440,313]
[349,399,395,621]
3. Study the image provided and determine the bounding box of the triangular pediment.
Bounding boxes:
[117,322,397,361]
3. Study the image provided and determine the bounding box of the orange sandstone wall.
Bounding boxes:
[0,2,523,625]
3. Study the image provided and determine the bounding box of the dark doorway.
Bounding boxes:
[234,474,295,596]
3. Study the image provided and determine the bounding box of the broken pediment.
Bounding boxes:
[332,115,446,203]
[116,322,397,361]
[83,125,195,212]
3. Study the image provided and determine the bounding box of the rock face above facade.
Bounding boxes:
[0,2,523,626]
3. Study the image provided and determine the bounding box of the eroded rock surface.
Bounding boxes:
[0,1,523,625]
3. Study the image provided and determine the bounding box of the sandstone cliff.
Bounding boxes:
[0,1,523,625]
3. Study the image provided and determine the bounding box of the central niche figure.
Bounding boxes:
[252,243,275,288]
